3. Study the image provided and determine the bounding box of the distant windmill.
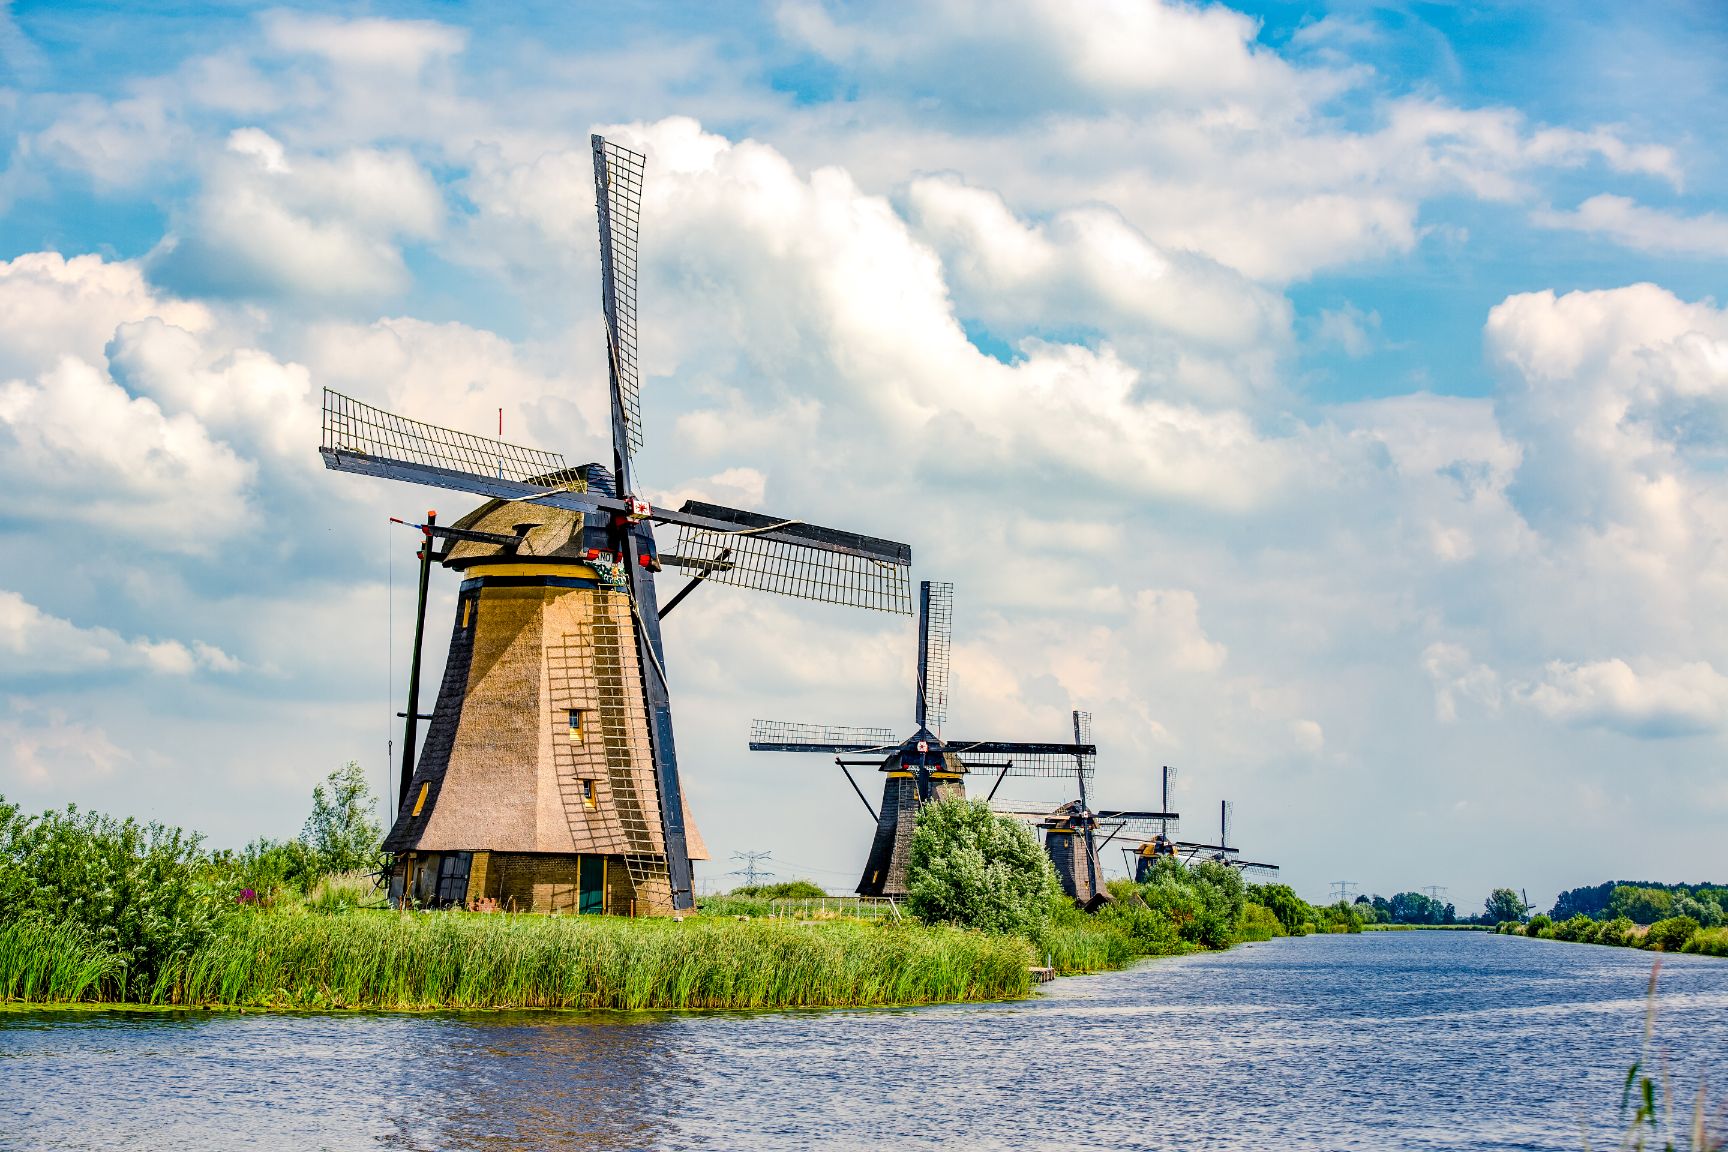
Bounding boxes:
[749,581,1094,897]
[996,714,1180,910]
[1126,792,1279,881]
[321,135,913,915]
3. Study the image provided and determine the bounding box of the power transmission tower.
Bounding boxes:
[729,851,776,888]
[1329,880,1358,904]
[1421,885,1448,901]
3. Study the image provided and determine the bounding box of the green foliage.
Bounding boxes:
[1673,894,1723,928]
[0,799,230,997]
[1483,887,1528,924]
[904,798,1059,935]
[1251,883,1311,934]
[1550,913,1597,942]
[1645,916,1700,953]
[1610,886,1677,925]
[0,920,125,1002]
[729,880,827,899]
[1525,913,1553,936]
[150,913,1032,1010]
[1237,902,1285,942]
[1370,891,1455,925]
[1681,927,1728,958]
[1596,917,1638,947]
[1314,900,1367,933]
[301,762,385,877]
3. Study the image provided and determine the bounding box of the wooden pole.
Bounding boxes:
[399,511,435,811]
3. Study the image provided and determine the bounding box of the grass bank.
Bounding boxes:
[1498,913,1728,958]
[1,913,1032,1011]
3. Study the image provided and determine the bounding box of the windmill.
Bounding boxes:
[321,135,913,915]
[749,581,1094,898]
[991,717,1180,909]
[1126,798,1279,881]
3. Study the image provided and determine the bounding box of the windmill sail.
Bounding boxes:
[592,135,646,461]
[672,502,913,614]
[946,740,1096,779]
[748,719,899,753]
[915,581,952,729]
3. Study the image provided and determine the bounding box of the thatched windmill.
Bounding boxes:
[321,135,913,915]
[749,581,1094,897]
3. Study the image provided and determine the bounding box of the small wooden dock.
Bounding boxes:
[1029,967,1057,984]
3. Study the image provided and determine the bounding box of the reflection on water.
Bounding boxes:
[3,933,1726,1151]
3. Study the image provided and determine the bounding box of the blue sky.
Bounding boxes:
[2,0,1726,908]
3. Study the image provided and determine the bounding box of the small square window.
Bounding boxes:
[580,779,596,810]
[567,709,585,741]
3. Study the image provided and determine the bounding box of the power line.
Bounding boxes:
[1329,880,1358,904]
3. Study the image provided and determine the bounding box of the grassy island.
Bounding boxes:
[0,780,1352,1013]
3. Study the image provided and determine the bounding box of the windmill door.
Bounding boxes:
[579,856,606,915]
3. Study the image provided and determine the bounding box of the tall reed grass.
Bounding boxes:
[0,921,123,1002]
[130,912,1031,1011]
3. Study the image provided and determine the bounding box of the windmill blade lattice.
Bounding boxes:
[322,389,578,488]
[592,136,646,458]
[917,581,953,728]
[951,739,1095,779]
[674,502,912,615]
[749,719,899,753]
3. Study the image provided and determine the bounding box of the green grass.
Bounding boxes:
[0,922,124,1002]
[1,911,1033,1011]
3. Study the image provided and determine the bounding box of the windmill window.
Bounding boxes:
[412,782,430,817]
[461,598,473,629]
[568,709,586,741]
[580,779,596,810]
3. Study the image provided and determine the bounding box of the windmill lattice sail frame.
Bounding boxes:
[322,389,572,486]
[594,136,646,457]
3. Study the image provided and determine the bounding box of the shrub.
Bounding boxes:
[1551,913,1595,943]
[1645,916,1700,953]
[730,880,827,899]
[0,799,230,997]
[1237,902,1285,942]
[1595,917,1637,947]
[1248,882,1310,935]
[904,798,1059,935]
[1525,914,1553,936]
[1681,927,1728,958]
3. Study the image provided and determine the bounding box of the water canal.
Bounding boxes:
[3,931,1725,1150]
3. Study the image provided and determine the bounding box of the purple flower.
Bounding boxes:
[238,888,257,904]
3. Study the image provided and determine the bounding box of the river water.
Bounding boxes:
[3,931,1725,1151]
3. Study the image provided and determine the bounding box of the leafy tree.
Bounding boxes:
[1249,882,1309,934]
[301,762,385,877]
[1646,915,1700,953]
[1608,886,1675,925]
[1672,895,1722,929]
[905,797,1059,935]
[1483,888,1527,923]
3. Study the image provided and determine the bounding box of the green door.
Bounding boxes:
[579,855,606,915]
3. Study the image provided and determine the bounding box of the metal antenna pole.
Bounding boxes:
[398,510,435,811]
